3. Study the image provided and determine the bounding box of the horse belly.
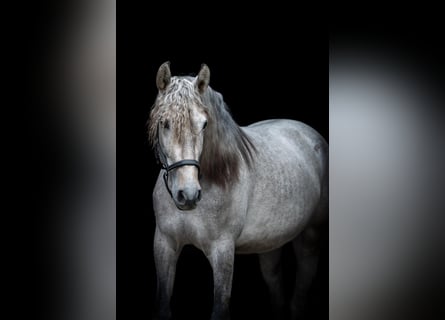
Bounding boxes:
[234,164,321,254]
[235,203,314,254]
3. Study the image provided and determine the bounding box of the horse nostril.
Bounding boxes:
[177,190,186,204]
[196,189,202,202]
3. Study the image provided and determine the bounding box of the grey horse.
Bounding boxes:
[148,62,328,320]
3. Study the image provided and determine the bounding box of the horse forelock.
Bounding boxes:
[148,76,255,188]
[148,77,205,146]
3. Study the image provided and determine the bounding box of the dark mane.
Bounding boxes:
[200,86,256,188]
[148,76,255,189]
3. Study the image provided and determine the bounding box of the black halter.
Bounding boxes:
[156,143,200,198]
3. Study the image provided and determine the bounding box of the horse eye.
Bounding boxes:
[202,120,208,130]
[163,120,170,130]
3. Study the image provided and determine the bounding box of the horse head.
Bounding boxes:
[150,62,210,210]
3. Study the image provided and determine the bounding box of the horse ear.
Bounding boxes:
[195,64,210,94]
[156,61,171,91]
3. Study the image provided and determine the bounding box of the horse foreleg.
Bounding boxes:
[207,239,235,320]
[153,227,181,320]
[259,248,286,320]
[291,226,321,319]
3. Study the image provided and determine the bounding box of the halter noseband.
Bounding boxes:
[156,143,200,198]
[161,159,200,197]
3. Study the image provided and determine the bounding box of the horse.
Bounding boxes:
[148,62,328,320]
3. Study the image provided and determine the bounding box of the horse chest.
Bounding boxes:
[158,210,227,248]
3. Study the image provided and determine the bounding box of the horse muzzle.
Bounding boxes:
[174,187,202,210]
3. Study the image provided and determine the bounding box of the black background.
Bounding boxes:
[118,6,328,320]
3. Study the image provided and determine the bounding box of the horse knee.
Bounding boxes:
[259,250,283,278]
